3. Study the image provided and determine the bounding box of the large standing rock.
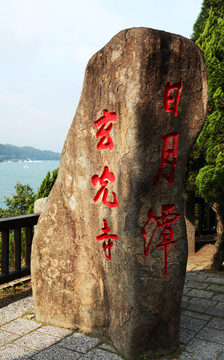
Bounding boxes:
[31,28,207,359]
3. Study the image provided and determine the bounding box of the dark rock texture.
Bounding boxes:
[31,27,207,359]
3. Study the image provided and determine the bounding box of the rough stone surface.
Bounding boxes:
[184,199,195,254]
[31,27,207,359]
[34,197,47,214]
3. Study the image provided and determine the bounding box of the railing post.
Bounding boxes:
[14,228,21,272]
[0,214,39,284]
[25,226,33,267]
[1,230,9,275]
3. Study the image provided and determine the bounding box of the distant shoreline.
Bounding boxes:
[0,159,60,163]
[0,144,61,163]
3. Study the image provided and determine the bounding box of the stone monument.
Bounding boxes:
[31,27,207,359]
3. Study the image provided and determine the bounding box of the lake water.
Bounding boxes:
[0,160,60,208]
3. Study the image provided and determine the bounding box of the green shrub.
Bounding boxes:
[28,167,58,213]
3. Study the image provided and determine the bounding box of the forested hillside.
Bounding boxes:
[0,144,61,162]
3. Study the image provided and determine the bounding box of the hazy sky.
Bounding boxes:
[0,0,202,153]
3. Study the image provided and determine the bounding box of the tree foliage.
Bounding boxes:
[28,168,59,213]
[191,0,224,41]
[194,10,224,206]
[186,6,224,198]
[0,182,35,218]
[196,152,224,205]
[186,2,224,269]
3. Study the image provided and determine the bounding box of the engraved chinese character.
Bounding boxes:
[94,109,117,150]
[102,239,113,260]
[163,81,183,117]
[153,132,179,188]
[97,219,118,260]
[91,165,119,208]
[141,204,180,276]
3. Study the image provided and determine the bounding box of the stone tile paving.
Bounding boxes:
[37,324,73,338]
[9,296,34,311]
[1,270,224,359]
[32,345,81,360]
[179,270,224,360]
[0,330,20,347]
[80,348,124,359]
[1,318,41,335]
[0,305,25,321]
[57,333,100,353]
[0,342,37,360]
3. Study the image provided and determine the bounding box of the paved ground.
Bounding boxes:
[186,244,216,272]
[1,270,224,359]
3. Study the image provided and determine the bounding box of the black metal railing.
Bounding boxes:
[0,214,39,284]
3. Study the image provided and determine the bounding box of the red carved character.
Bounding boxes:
[97,219,118,260]
[91,166,119,208]
[102,239,113,260]
[153,132,179,188]
[141,204,181,276]
[94,109,117,150]
[163,81,183,117]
